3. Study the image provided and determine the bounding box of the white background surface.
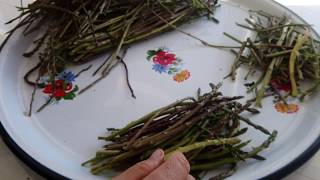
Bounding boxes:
[0,0,320,180]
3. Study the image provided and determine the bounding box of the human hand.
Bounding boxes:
[113,149,195,180]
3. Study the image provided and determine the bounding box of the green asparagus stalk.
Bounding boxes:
[84,84,277,178]
[224,11,320,106]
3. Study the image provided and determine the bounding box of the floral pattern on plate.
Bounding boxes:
[39,71,79,101]
[147,47,190,82]
[275,103,299,114]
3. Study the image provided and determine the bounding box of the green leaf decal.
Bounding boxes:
[38,83,46,88]
[71,85,79,93]
[63,92,76,100]
[147,50,156,56]
[147,50,158,61]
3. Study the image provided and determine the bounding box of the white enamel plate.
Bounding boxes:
[0,0,319,179]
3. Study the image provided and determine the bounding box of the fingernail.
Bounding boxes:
[150,149,164,161]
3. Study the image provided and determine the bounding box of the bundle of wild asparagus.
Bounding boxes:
[83,84,277,179]
[225,11,320,106]
[0,0,219,88]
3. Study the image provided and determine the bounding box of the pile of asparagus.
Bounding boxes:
[1,0,219,87]
[226,11,320,106]
[83,84,277,179]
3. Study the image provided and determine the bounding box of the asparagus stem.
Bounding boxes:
[191,131,277,171]
[165,138,241,160]
[195,141,251,160]
[255,59,276,107]
[224,10,320,105]
[289,34,308,97]
[85,84,276,176]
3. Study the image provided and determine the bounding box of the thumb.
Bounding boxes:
[113,149,164,180]
[143,152,190,180]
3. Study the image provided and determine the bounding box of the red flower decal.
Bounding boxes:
[43,84,53,94]
[66,83,73,91]
[55,80,64,87]
[153,51,176,66]
[40,71,79,108]
[270,79,291,92]
[53,89,66,98]
[42,80,73,98]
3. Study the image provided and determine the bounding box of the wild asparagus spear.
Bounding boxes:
[1,0,221,114]
[225,11,320,106]
[1,0,219,89]
[84,84,277,178]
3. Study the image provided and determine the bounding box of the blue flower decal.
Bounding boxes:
[152,64,168,74]
[58,71,76,83]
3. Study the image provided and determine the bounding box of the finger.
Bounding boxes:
[143,152,190,180]
[113,149,164,180]
[187,175,195,180]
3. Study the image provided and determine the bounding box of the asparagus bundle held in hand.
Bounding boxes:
[83,84,277,179]
[1,0,219,87]
[225,11,320,106]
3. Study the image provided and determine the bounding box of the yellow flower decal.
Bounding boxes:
[173,70,191,83]
[275,103,299,114]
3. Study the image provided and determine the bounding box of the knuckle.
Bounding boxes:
[134,161,154,173]
[171,153,190,173]
[187,175,195,180]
